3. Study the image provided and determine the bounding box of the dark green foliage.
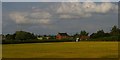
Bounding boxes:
[2,25,120,44]
[90,30,107,38]
[73,33,80,38]
[88,36,118,41]
[90,30,112,39]
[110,26,120,41]
[49,35,56,39]
[90,26,119,41]
[80,30,89,36]
[15,31,36,40]
[110,26,120,36]
[6,34,15,40]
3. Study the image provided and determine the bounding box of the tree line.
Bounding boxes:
[2,26,120,44]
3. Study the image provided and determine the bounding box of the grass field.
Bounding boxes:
[2,42,118,58]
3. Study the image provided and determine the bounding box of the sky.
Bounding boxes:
[1,0,120,2]
[0,2,2,34]
[2,2,118,35]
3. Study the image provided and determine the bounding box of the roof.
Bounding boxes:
[58,33,68,36]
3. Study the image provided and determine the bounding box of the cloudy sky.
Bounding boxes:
[2,2,118,35]
[2,0,120,2]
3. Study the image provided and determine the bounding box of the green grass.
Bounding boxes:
[2,42,118,58]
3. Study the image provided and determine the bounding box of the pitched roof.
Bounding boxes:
[58,33,68,36]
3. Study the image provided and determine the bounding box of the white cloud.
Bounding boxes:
[9,2,118,23]
[82,2,117,13]
[9,12,28,24]
[55,2,118,19]
[9,11,51,25]
[59,14,76,18]
[37,19,51,24]
[29,11,51,19]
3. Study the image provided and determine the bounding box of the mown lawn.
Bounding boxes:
[2,42,118,58]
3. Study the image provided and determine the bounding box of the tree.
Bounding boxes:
[96,30,105,37]
[110,26,120,36]
[90,33,97,39]
[80,30,89,36]
[15,31,36,40]
[6,34,15,40]
[73,33,80,38]
[90,30,108,38]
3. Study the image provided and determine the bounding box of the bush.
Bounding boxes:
[88,36,119,41]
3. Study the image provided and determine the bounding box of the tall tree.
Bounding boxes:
[90,30,106,38]
[80,30,89,36]
[96,30,105,37]
[73,33,80,40]
[110,26,120,36]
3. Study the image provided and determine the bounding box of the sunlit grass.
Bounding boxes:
[2,42,118,58]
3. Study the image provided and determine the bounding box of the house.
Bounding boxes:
[46,37,50,40]
[37,37,43,40]
[56,33,69,40]
[37,36,50,40]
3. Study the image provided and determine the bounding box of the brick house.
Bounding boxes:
[56,33,69,40]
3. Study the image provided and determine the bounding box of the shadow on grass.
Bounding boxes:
[101,55,118,58]
[40,55,66,58]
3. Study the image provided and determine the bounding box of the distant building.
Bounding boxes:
[37,37,43,40]
[46,37,50,40]
[37,36,50,40]
[56,33,69,40]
